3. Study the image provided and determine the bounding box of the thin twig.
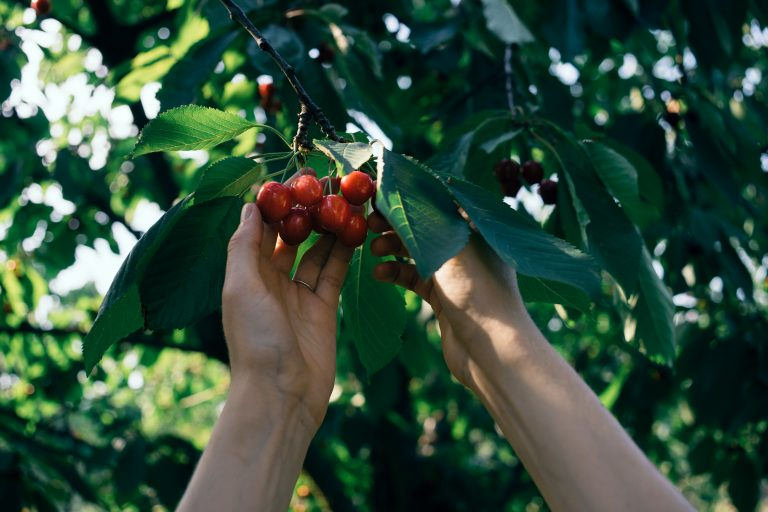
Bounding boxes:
[218,0,343,150]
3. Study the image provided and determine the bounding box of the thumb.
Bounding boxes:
[225,203,264,283]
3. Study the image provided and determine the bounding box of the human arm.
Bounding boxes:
[176,202,352,512]
[368,212,693,512]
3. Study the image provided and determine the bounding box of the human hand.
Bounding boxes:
[222,201,352,430]
[368,212,531,388]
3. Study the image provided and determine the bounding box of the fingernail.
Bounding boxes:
[241,203,254,222]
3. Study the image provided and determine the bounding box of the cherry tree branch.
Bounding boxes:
[218,0,344,151]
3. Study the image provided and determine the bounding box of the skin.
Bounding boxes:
[177,205,694,512]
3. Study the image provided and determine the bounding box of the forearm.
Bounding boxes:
[464,311,692,512]
[176,377,316,512]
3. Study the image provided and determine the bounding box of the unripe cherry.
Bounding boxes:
[278,207,312,246]
[318,194,351,233]
[340,170,375,205]
[256,181,292,223]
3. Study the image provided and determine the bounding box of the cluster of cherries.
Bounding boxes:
[256,168,375,248]
[494,158,558,205]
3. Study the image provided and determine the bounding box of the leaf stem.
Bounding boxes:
[218,0,344,150]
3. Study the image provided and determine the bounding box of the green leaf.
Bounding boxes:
[531,120,643,295]
[195,157,263,203]
[342,237,407,375]
[480,0,534,44]
[583,141,660,226]
[375,149,470,277]
[131,106,256,157]
[83,197,194,372]
[139,197,243,330]
[443,178,601,303]
[517,275,591,311]
[427,131,474,178]
[313,140,373,175]
[633,248,675,364]
[480,128,522,154]
[157,31,239,111]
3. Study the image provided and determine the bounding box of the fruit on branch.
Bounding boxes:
[501,179,522,198]
[319,176,341,194]
[278,207,312,246]
[290,174,323,206]
[256,181,292,222]
[522,160,544,184]
[31,0,51,14]
[317,42,335,64]
[318,194,351,232]
[299,166,316,176]
[340,170,375,205]
[493,158,520,183]
[539,179,558,205]
[258,82,274,102]
[308,203,330,234]
[338,214,368,248]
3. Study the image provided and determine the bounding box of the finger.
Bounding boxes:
[315,241,354,307]
[293,235,336,288]
[260,223,278,259]
[367,211,392,233]
[225,203,263,285]
[271,236,299,274]
[371,233,410,258]
[373,261,434,303]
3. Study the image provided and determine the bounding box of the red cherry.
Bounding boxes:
[299,166,316,177]
[289,174,323,206]
[308,203,330,234]
[340,170,375,205]
[522,160,544,184]
[319,176,341,194]
[31,0,51,14]
[258,82,274,100]
[256,181,292,223]
[278,207,312,246]
[501,178,522,198]
[338,214,368,248]
[318,195,351,233]
[539,179,558,205]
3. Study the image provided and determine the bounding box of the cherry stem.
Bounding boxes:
[218,0,345,151]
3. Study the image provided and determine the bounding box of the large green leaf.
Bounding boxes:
[531,120,643,295]
[139,197,242,330]
[131,106,256,157]
[375,149,470,277]
[342,236,407,375]
[633,248,675,364]
[427,131,474,178]
[443,178,601,305]
[195,157,263,203]
[314,140,373,175]
[83,197,194,372]
[480,0,534,44]
[157,31,239,111]
[583,141,660,226]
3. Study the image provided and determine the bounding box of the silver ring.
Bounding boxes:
[294,279,314,291]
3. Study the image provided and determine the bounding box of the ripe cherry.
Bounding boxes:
[256,181,292,223]
[290,174,323,206]
[522,160,544,184]
[308,203,330,234]
[258,82,274,101]
[299,166,316,177]
[278,207,312,246]
[493,159,520,183]
[502,178,522,198]
[318,194,351,233]
[340,170,375,205]
[31,0,51,14]
[539,179,558,205]
[338,214,368,248]
[319,176,341,194]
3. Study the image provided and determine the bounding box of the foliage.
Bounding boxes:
[1,0,767,510]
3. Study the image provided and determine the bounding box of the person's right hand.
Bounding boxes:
[368,212,533,389]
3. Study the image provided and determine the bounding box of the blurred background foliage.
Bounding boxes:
[0,0,767,510]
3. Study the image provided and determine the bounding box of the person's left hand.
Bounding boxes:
[222,201,352,430]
